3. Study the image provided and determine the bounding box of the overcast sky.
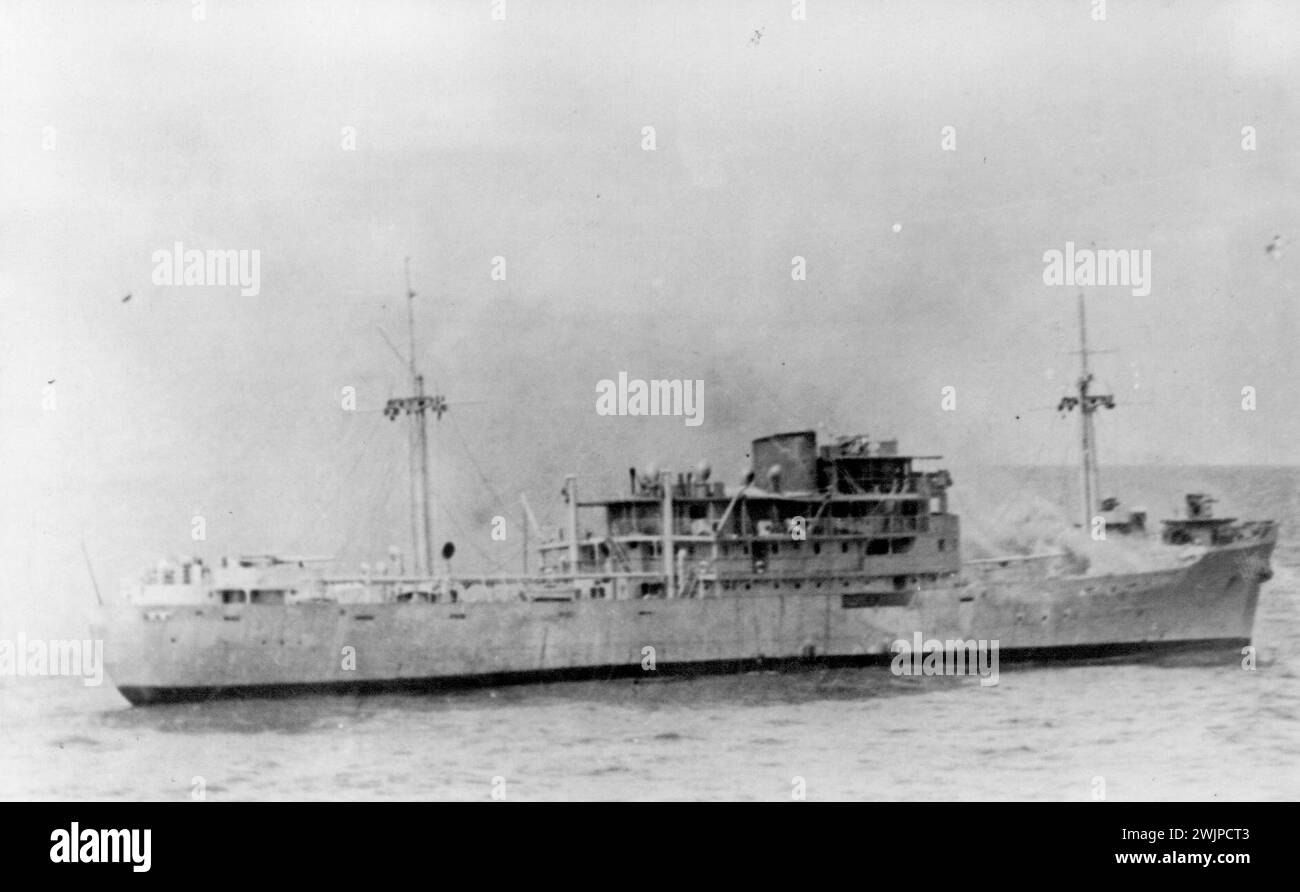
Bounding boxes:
[1,0,1297,622]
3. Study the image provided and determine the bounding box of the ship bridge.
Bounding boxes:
[537,430,960,599]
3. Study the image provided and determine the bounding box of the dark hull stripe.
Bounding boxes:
[115,636,1251,705]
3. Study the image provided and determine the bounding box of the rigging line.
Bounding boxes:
[303,410,386,548]
[337,418,403,563]
[353,430,404,565]
[407,390,420,569]
[430,493,514,572]
[981,415,1053,534]
[530,497,560,543]
[418,438,514,571]
[970,465,1011,535]
[333,431,380,561]
[444,415,513,512]
[374,452,403,561]
[1059,415,1076,520]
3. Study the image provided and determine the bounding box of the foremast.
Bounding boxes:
[383,258,447,578]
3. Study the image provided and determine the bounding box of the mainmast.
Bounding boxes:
[1057,294,1115,529]
[384,258,447,577]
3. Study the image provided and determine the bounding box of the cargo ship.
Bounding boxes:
[93,288,1276,704]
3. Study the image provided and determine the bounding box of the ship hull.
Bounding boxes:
[95,538,1273,706]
